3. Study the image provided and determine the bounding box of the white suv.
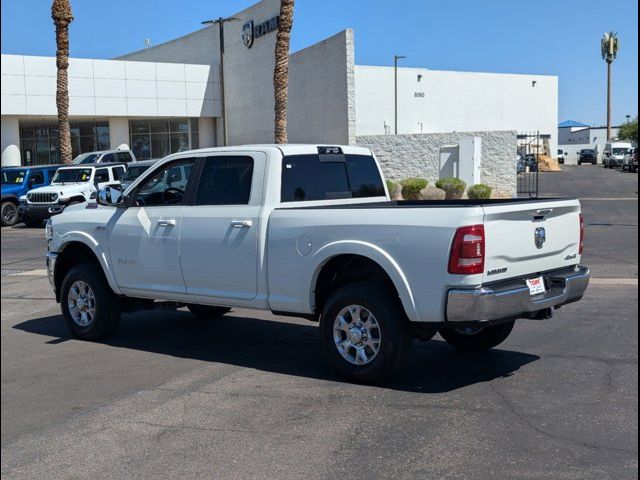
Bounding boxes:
[72,150,136,165]
[19,163,126,227]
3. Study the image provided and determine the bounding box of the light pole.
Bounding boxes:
[394,55,406,135]
[601,32,619,141]
[202,17,239,146]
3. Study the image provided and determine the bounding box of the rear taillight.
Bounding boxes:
[449,225,485,275]
[579,213,585,255]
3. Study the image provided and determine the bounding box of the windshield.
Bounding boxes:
[72,153,101,164]
[52,168,93,183]
[582,150,596,154]
[613,148,629,155]
[122,165,151,181]
[1,170,27,185]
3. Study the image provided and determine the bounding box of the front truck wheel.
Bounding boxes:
[1,201,19,227]
[61,263,121,340]
[439,320,515,353]
[186,304,231,319]
[320,282,412,384]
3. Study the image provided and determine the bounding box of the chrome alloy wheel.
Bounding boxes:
[333,305,382,366]
[67,280,96,327]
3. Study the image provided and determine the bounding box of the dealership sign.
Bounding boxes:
[242,16,279,48]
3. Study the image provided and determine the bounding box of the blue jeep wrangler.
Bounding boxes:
[1,165,62,226]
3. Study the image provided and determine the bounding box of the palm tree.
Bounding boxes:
[601,31,619,141]
[51,0,74,163]
[274,0,295,144]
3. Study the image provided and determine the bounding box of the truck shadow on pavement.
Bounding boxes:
[13,310,540,393]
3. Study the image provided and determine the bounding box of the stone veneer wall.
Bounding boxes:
[356,131,517,196]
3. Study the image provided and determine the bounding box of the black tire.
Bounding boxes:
[186,304,231,319]
[1,201,19,227]
[439,321,515,353]
[61,263,121,340]
[319,282,412,384]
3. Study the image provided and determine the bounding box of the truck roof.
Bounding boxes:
[1,164,65,171]
[56,162,128,169]
[171,144,373,157]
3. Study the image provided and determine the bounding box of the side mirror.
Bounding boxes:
[97,184,124,207]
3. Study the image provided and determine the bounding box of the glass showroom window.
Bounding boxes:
[19,121,110,165]
[129,118,199,160]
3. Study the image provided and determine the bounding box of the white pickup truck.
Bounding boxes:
[45,145,590,383]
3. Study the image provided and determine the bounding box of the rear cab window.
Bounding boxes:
[281,151,385,202]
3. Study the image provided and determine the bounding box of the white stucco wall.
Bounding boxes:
[1,116,21,167]
[355,66,558,156]
[108,117,130,149]
[0,54,219,119]
[357,131,518,196]
[288,30,355,145]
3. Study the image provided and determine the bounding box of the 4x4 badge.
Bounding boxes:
[535,227,546,249]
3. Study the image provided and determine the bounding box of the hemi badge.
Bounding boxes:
[487,267,508,276]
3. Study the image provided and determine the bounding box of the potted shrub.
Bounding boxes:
[467,184,493,200]
[400,178,428,200]
[435,178,467,200]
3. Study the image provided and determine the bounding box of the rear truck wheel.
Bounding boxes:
[186,304,231,319]
[319,282,412,384]
[61,263,121,340]
[1,201,19,227]
[439,320,515,353]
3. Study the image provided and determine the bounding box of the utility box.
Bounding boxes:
[439,137,482,185]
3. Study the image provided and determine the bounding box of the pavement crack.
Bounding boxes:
[489,382,636,456]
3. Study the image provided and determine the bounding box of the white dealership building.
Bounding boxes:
[1,0,557,171]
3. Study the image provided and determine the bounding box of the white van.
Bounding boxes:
[603,142,633,169]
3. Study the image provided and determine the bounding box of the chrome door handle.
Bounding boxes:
[157,219,176,227]
[230,220,253,228]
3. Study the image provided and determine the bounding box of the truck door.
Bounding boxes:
[179,153,265,300]
[108,158,196,294]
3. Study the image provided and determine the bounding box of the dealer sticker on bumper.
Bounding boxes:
[526,276,547,296]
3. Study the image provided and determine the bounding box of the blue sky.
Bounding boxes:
[2,0,637,126]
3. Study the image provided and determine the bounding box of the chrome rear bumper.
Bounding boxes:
[446,266,590,323]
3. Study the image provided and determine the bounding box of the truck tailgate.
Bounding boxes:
[482,199,582,283]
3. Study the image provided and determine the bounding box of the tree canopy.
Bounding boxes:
[618,117,638,143]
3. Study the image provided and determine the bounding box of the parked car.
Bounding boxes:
[45,144,590,383]
[557,148,567,164]
[118,159,160,190]
[622,148,638,172]
[1,165,62,226]
[72,149,136,165]
[578,149,598,165]
[603,142,633,168]
[19,163,127,227]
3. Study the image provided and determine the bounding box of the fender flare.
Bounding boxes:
[56,231,122,295]
[1,194,19,204]
[306,240,420,323]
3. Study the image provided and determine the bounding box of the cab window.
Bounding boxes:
[133,159,196,207]
[94,168,110,183]
[112,166,126,181]
[117,152,133,163]
[194,156,254,205]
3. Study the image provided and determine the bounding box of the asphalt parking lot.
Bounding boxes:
[1,165,637,479]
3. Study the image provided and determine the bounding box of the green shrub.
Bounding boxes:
[435,177,467,200]
[400,178,428,200]
[385,180,397,194]
[467,184,492,200]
